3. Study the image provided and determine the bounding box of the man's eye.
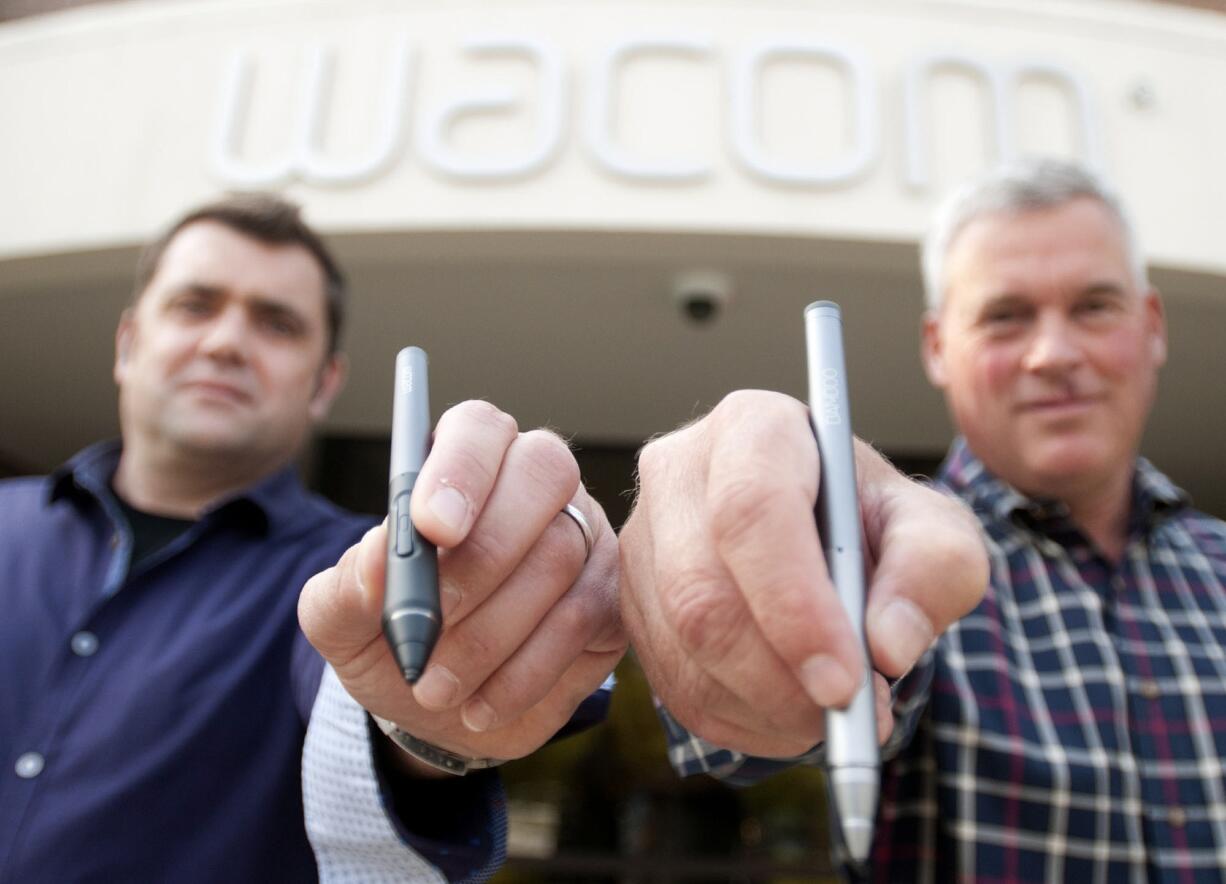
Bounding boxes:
[984,309,1023,325]
[174,298,212,315]
[261,315,299,336]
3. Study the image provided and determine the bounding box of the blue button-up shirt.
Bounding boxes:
[0,441,500,882]
[665,440,1226,883]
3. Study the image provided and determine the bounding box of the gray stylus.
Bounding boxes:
[382,346,440,683]
[804,301,879,868]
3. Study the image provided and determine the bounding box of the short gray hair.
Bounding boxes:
[920,158,1147,312]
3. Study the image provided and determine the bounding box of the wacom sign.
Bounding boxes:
[210,33,1102,190]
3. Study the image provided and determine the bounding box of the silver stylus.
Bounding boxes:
[805,301,879,868]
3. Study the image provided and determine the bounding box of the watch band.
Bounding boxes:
[370,714,505,776]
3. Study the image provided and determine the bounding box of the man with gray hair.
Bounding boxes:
[881,156,1226,880]
[622,157,1226,881]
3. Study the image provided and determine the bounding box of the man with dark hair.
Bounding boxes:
[621,158,1226,881]
[0,192,623,882]
[131,192,348,353]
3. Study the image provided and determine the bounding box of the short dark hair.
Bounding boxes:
[133,192,347,353]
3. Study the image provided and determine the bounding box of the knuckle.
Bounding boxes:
[515,430,581,499]
[712,389,798,429]
[713,388,764,417]
[634,437,669,492]
[451,399,519,441]
[636,423,697,487]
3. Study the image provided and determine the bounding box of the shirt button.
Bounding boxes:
[71,631,99,657]
[1111,575,1127,592]
[110,533,121,549]
[1169,807,1187,828]
[15,752,45,779]
[1138,679,1161,700]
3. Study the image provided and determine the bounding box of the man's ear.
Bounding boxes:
[114,309,135,385]
[920,311,948,389]
[309,352,349,422]
[1144,287,1168,369]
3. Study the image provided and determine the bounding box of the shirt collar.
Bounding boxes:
[936,437,1189,531]
[49,439,124,504]
[48,440,315,538]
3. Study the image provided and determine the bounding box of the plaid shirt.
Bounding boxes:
[664,439,1226,883]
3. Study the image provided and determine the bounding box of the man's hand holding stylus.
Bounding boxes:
[300,399,625,769]
[618,390,988,757]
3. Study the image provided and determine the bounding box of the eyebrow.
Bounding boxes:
[250,298,309,331]
[1079,281,1129,298]
[976,279,1130,311]
[974,292,1029,314]
[168,282,224,299]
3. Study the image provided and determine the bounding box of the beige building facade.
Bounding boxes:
[3,0,1225,517]
[4,0,1226,876]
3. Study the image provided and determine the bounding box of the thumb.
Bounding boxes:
[298,523,388,667]
[863,499,988,678]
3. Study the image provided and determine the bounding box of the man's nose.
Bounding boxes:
[197,306,250,363]
[1021,314,1083,376]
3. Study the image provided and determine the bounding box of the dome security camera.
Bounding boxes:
[671,270,733,326]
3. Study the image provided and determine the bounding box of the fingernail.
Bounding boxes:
[875,599,935,670]
[413,665,459,711]
[428,485,470,534]
[800,654,860,708]
[461,697,496,733]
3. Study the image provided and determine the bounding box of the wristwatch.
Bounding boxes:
[370,714,505,776]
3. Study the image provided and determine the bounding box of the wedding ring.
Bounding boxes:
[560,503,594,564]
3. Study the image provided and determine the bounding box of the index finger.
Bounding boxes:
[410,400,519,548]
[705,391,865,709]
